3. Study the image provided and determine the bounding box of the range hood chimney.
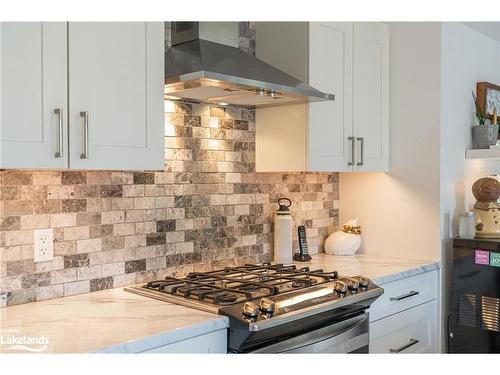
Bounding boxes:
[165,22,335,108]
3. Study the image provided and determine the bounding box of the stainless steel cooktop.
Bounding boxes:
[124,263,381,317]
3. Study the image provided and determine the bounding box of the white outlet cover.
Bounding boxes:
[34,228,54,263]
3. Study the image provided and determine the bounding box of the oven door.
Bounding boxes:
[250,313,369,353]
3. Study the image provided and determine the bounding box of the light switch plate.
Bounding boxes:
[34,229,54,263]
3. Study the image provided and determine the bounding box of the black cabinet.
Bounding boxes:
[449,238,500,353]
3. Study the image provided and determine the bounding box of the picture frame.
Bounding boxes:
[477,81,500,119]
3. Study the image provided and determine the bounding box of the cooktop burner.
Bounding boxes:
[142,263,339,306]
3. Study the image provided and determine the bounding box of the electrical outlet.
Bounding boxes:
[34,229,54,263]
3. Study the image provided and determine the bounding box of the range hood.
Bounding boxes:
[165,22,335,107]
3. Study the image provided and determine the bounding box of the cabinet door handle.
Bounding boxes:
[348,137,356,166]
[390,338,419,353]
[356,137,364,166]
[54,108,63,158]
[80,111,89,159]
[390,290,419,301]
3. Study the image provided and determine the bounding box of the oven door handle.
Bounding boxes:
[250,313,369,353]
[249,287,383,331]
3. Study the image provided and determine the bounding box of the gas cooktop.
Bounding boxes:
[124,263,383,353]
[129,263,338,310]
[125,263,378,314]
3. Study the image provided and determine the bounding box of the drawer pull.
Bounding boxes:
[390,338,419,353]
[390,290,419,301]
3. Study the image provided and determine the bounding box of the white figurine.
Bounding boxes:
[325,218,362,256]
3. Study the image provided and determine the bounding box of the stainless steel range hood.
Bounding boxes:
[165,22,335,108]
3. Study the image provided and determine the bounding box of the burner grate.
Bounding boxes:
[144,263,339,306]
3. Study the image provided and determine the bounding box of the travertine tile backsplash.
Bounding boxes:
[0,22,339,306]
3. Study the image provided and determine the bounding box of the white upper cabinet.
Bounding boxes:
[308,22,353,172]
[68,22,164,170]
[255,22,389,173]
[1,22,68,169]
[352,23,389,172]
[0,22,164,170]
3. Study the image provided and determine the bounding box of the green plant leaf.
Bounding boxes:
[472,91,486,125]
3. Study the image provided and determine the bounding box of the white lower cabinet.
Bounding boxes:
[368,270,439,353]
[370,300,438,353]
[369,271,438,322]
[142,329,227,354]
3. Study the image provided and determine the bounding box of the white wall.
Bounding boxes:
[340,23,442,260]
[462,22,500,43]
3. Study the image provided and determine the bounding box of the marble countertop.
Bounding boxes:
[0,288,228,354]
[294,253,441,285]
[0,254,440,354]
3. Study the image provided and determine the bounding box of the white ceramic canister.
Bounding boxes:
[274,198,293,264]
[459,211,476,239]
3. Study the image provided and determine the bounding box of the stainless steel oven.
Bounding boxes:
[249,313,369,353]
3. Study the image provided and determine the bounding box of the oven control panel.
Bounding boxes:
[219,276,381,325]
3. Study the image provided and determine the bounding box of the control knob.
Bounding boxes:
[259,298,276,314]
[355,276,370,288]
[333,281,348,294]
[242,302,260,318]
[345,277,360,290]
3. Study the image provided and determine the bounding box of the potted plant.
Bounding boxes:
[472,91,499,149]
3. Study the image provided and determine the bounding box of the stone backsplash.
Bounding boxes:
[0,22,339,306]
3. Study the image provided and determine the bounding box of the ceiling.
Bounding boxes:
[462,22,500,42]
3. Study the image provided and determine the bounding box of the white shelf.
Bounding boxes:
[465,148,500,159]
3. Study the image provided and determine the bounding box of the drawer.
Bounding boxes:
[142,329,227,353]
[369,300,438,353]
[369,270,438,322]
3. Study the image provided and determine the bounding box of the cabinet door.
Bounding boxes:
[68,22,164,170]
[308,22,353,172]
[1,22,68,169]
[370,300,438,353]
[352,23,389,172]
[369,271,438,322]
